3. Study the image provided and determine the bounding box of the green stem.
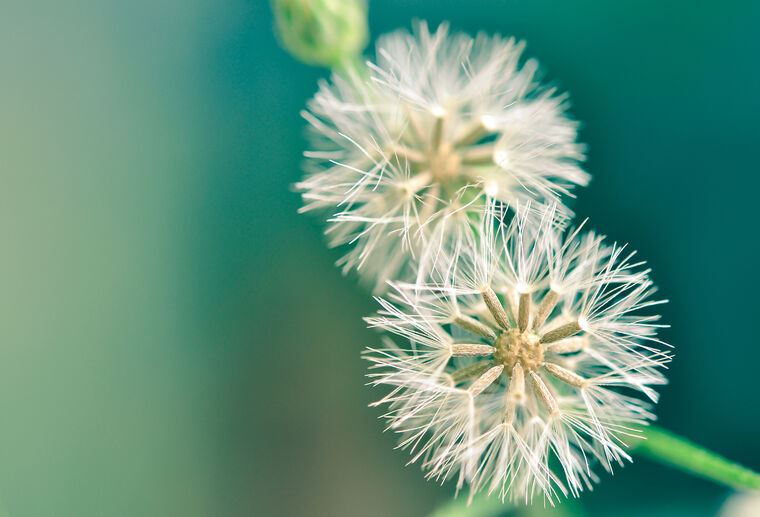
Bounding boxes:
[634,425,760,491]
[429,425,760,517]
[334,53,365,77]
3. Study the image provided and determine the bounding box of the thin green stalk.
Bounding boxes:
[429,425,760,517]
[633,425,760,490]
[334,53,367,78]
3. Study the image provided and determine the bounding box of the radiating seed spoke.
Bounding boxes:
[388,143,427,163]
[540,321,582,344]
[518,292,531,332]
[450,344,495,357]
[460,144,495,164]
[481,286,512,330]
[451,360,493,384]
[504,363,525,424]
[530,372,560,415]
[403,107,426,145]
[402,170,433,194]
[508,363,525,397]
[453,314,498,340]
[453,122,489,148]
[532,290,560,330]
[469,365,504,397]
[431,114,445,151]
[543,362,587,388]
[544,336,589,354]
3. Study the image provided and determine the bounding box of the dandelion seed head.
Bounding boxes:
[365,205,670,504]
[298,21,589,291]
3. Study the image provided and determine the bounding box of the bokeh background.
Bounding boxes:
[1,1,759,516]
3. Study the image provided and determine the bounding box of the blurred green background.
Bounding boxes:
[1,1,759,516]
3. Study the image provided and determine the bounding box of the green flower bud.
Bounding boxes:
[272,0,368,68]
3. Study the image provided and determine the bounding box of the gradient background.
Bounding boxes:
[1,1,759,516]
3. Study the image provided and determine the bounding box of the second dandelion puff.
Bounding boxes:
[298,22,588,291]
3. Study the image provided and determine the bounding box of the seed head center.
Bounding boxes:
[427,143,461,181]
[493,328,544,372]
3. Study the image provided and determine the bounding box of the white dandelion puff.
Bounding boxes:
[364,205,671,504]
[297,21,589,291]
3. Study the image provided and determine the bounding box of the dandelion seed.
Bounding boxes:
[364,204,670,504]
[297,22,589,291]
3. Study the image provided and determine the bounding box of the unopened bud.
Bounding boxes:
[272,0,368,68]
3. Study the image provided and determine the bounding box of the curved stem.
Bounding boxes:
[429,425,760,517]
[634,425,760,490]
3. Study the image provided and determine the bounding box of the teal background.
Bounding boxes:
[1,1,759,515]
